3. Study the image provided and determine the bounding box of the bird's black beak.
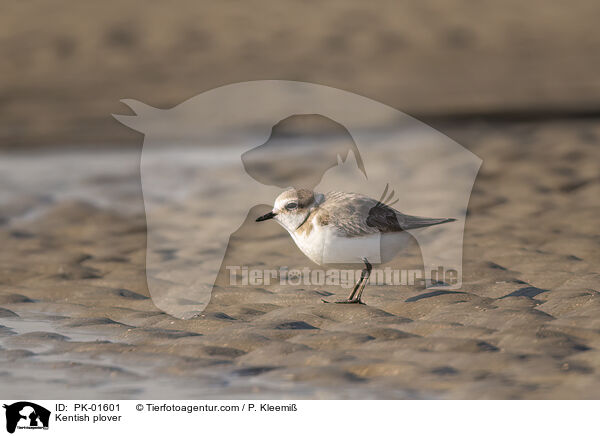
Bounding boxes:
[256,211,276,222]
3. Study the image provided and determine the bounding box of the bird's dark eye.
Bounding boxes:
[285,202,298,210]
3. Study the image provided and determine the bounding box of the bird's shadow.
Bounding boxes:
[405,290,466,302]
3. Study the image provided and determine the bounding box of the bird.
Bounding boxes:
[256,185,456,304]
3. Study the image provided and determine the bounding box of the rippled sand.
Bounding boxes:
[1,119,599,399]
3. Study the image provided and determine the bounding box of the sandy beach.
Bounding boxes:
[1,118,599,399]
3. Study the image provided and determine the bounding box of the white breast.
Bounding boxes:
[289,218,411,266]
[289,219,327,265]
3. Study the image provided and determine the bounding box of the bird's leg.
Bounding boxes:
[353,262,373,302]
[346,259,372,301]
[346,275,364,301]
[322,259,372,304]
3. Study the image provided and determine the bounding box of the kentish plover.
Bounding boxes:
[256,186,455,304]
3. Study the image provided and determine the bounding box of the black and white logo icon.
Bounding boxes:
[3,402,50,434]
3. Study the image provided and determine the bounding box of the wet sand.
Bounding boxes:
[1,119,599,399]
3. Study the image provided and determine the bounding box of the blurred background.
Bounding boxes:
[2,0,600,149]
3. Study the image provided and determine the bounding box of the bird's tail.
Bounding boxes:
[377,184,457,230]
[399,215,457,230]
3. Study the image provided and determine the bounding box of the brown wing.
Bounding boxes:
[322,191,455,237]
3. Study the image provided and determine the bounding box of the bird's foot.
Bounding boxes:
[321,298,365,305]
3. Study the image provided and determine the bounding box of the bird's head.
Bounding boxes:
[256,188,323,233]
